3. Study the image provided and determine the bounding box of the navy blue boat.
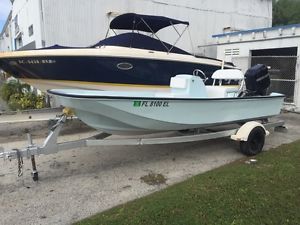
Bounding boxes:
[0,13,234,91]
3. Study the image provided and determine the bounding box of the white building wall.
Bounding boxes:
[10,0,43,49]
[0,23,13,52]
[2,0,272,56]
[40,0,272,56]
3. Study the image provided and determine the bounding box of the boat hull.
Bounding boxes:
[0,47,232,91]
[51,93,284,135]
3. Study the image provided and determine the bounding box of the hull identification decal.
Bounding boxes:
[133,101,169,107]
[15,59,57,65]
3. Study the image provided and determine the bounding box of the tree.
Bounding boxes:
[273,0,300,26]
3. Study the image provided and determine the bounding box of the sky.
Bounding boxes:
[0,0,11,32]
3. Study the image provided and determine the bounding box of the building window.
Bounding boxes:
[15,36,23,49]
[14,15,19,35]
[28,25,34,37]
[224,48,240,56]
[5,28,9,37]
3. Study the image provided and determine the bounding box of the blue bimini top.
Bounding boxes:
[110,13,189,33]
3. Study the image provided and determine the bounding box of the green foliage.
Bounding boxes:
[273,0,300,26]
[0,79,30,102]
[0,80,46,111]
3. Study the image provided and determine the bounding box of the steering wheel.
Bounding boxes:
[193,69,208,83]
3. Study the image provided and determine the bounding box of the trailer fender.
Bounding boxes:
[231,121,269,142]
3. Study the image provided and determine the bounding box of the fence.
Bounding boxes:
[232,55,299,104]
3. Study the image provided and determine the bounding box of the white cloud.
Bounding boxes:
[0,0,11,21]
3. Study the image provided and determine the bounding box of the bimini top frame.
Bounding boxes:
[104,13,191,54]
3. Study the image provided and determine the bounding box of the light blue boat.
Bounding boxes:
[49,68,284,135]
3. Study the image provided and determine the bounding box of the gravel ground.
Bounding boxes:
[0,112,299,225]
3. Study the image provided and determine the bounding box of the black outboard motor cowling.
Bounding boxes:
[244,64,270,96]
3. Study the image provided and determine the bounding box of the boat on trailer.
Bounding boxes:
[0,65,285,181]
[0,13,234,92]
[48,65,284,135]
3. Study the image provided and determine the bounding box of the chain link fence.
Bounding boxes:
[232,55,298,104]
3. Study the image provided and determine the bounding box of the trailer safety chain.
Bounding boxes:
[14,149,24,177]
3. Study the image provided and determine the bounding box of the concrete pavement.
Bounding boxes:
[0,112,299,225]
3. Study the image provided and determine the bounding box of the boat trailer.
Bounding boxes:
[0,115,285,181]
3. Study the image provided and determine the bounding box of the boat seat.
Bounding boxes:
[207,69,244,98]
[212,69,244,81]
[206,85,240,98]
[155,74,207,98]
[171,74,207,97]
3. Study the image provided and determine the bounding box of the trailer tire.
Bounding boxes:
[240,127,265,156]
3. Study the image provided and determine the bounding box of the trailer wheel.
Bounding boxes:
[240,127,265,156]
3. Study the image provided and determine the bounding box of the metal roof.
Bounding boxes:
[212,23,300,38]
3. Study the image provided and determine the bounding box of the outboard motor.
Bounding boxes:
[244,64,270,96]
